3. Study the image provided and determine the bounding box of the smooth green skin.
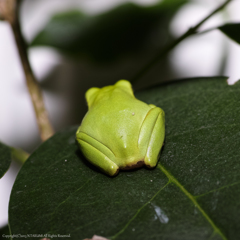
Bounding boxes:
[76,80,165,176]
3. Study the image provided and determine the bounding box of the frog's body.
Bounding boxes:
[76,80,165,176]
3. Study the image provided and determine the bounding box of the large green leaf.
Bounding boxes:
[30,0,187,62]
[9,77,240,239]
[0,142,12,178]
[218,23,240,44]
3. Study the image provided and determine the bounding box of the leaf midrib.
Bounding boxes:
[111,163,227,240]
[157,164,227,240]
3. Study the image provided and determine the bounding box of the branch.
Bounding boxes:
[11,147,29,165]
[131,0,232,84]
[196,26,218,36]
[0,0,54,141]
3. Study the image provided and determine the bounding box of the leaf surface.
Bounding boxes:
[9,77,240,240]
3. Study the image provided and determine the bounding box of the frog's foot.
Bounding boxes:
[76,132,119,176]
[138,106,165,168]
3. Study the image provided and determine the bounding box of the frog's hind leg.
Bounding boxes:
[76,132,119,176]
[138,106,165,168]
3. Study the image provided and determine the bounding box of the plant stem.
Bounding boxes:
[0,0,54,141]
[11,147,29,165]
[196,26,218,36]
[131,0,232,84]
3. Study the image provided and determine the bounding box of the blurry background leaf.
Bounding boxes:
[219,23,240,44]
[31,0,188,62]
[0,142,12,178]
[9,77,240,239]
[32,0,189,127]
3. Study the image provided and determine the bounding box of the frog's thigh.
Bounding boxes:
[77,132,119,176]
[138,107,165,168]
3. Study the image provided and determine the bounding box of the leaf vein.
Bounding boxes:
[49,175,97,231]
[157,164,227,240]
[195,181,240,198]
[110,181,170,239]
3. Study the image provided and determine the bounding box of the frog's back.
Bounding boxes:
[78,86,152,167]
